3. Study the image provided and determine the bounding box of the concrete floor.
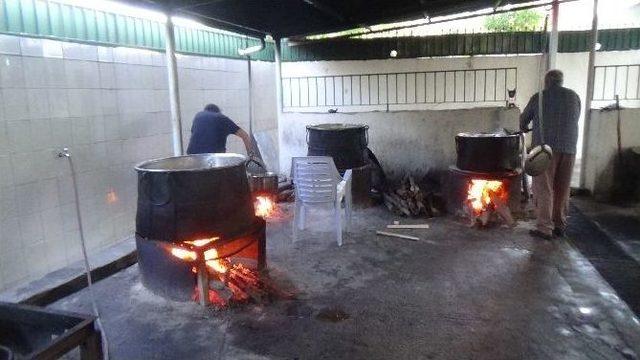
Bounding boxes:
[51,204,640,359]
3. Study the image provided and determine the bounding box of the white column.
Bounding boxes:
[548,0,559,69]
[274,38,283,116]
[164,15,184,156]
[579,0,599,188]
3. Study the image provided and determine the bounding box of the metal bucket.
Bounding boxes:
[248,172,278,195]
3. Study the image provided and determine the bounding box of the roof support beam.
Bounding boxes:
[548,0,559,68]
[164,14,184,156]
[579,0,599,188]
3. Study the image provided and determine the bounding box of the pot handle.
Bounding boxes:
[364,125,369,147]
[141,172,172,206]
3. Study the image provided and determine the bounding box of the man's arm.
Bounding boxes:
[234,128,256,157]
[520,95,536,131]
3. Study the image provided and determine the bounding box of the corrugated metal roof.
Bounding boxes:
[281,28,640,61]
[120,0,538,39]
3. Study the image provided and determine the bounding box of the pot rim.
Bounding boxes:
[135,153,247,173]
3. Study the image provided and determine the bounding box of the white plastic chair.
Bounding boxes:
[291,156,353,246]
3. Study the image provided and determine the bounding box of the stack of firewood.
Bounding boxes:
[383,175,441,217]
[277,178,295,202]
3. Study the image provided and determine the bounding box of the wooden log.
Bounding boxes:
[278,181,293,192]
[376,231,419,241]
[278,189,294,202]
[386,224,430,229]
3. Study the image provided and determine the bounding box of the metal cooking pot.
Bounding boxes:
[248,172,278,195]
[135,153,255,242]
[455,132,520,172]
[246,157,278,195]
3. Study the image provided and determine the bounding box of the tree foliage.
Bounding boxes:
[485,9,543,32]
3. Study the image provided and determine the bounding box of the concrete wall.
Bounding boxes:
[280,50,640,186]
[583,108,640,199]
[278,107,519,178]
[0,34,276,291]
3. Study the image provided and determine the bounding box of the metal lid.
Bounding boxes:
[306,123,368,131]
[135,153,247,172]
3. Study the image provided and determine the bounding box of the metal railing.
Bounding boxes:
[281,67,517,109]
[593,64,640,101]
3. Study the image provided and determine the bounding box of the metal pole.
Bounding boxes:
[579,0,598,188]
[274,38,283,115]
[164,14,184,156]
[548,0,559,69]
[247,55,253,136]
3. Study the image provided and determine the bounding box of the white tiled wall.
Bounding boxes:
[0,34,277,291]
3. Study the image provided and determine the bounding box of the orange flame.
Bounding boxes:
[467,179,506,214]
[184,237,218,247]
[170,247,197,261]
[255,196,276,218]
[204,248,228,273]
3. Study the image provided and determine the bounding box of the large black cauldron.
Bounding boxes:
[455,132,520,172]
[307,123,368,170]
[135,153,255,242]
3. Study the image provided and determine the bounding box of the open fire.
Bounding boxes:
[254,195,276,218]
[168,237,269,307]
[465,179,513,226]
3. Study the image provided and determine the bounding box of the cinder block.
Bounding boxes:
[23,56,48,88]
[0,156,14,187]
[19,211,45,246]
[62,43,97,61]
[43,236,68,271]
[20,38,44,57]
[30,118,53,150]
[49,117,73,150]
[0,56,25,88]
[2,89,29,121]
[103,114,121,141]
[7,120,31,152]
[71,116,92,145]
[0,35,21,55]
[0,216,21,251]
[0,246,28,288]
[44,58,66,88]
[15,182,41,215]
[40,206,64,238]
[27,89,51,120]
[0,190,18,226]
[97,46,114,63]
[48,89,70,118]
[42,39,63,59]
[98,62,116,89]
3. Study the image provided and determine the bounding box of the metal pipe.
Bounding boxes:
[274,38,284,114]
[548,0,559,69]
[238,37,266,138]
[57,148,110,358]
[579,0,598,188]
[164,15,184,156]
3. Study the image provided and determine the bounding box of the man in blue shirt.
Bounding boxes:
[520,70,581,240]
[187,104,254,156]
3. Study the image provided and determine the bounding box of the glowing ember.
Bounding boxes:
[184,237,218,247]
[255,195,276,218]
[467,179,506,215]
[204,248,228,273]
[170,247,197,261]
